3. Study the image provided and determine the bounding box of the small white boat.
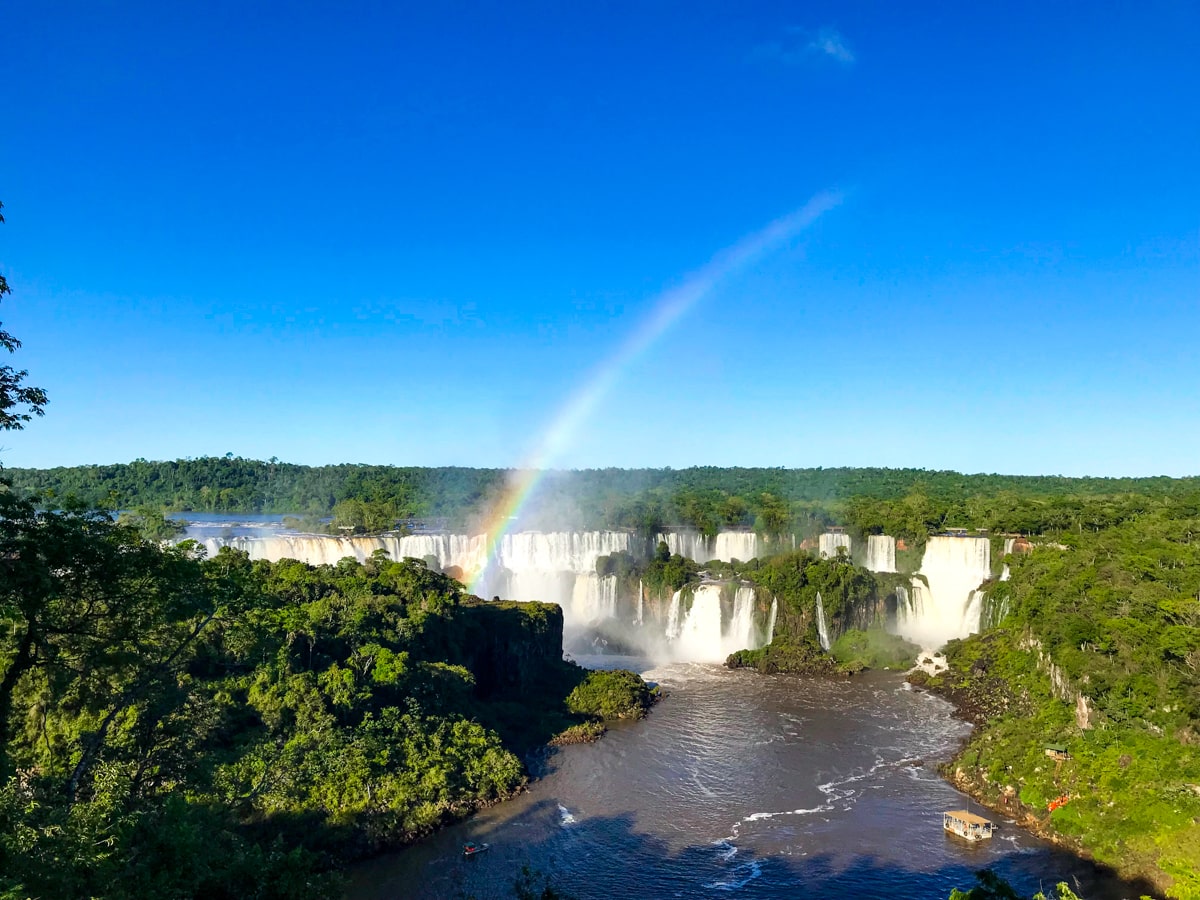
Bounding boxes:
[943,809,994,842]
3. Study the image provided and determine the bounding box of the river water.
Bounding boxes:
[348,660,1144,900]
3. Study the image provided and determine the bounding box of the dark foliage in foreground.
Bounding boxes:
[0,493,649,899]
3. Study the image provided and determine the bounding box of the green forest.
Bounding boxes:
[0,493,652,899]
[905,494,1200,898]
[9,457,1200,540]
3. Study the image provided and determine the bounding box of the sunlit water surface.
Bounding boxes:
[348,659,1143,900]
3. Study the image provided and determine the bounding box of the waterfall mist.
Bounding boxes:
[193,523,775,665]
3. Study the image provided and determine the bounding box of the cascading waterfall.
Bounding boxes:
[865,535,896,573]
[196,525,778,662]
[713,532,760,562]
[568,573,618,622]
[1000,537,1015,581]
[673,585,725,660]
[728,586,761,651]
[962,589,985,633]
[666,590,685,640]
[656,531,761,564]
[669,584,764,662]
[895,536,991,649]
[819,532,851,558]
[766,597,778,643]
[483,531,636,622]
[199,529,634,624]
[197,532,489,574]
[815,591,832,651]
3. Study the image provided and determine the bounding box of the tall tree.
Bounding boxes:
[0,201,48,431]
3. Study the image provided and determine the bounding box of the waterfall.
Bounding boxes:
[497,531,634,574]
[656,531,761,564]
[658,532,707,562]
[200,529,643,629]
[865,535,896,573]
[662,583,772,661]
[666,590,684,640]
[568,573,618,622]
[962,589,985,633]
[818,532,851,558]
[815,591,832,651]
[727,586,760,651]
[981,591,1012,630]
[895,536,991,649]
[712,532,760,562]
[766,597,778,643]
[673,585,725,661]
[199,525,781,661]
[197,532,489,574]
[1000,537,1015,581]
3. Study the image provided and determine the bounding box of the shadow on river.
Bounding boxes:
[348,663,1162,900]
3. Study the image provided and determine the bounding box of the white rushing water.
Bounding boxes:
[864,535,896,573]
[196,527,777,661]
[815,591,832,651]
[895,536,991,649]
[199,532,490,573]
[818,532,851,558]
[666,591,684,641]
[729,585,761,650]
[568,573,619,622]
[496,532,634,621]
[669,584,763,662]
[657,531,761,564]
[1000,536,1015,581]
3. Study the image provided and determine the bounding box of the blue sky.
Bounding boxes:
[2,1,1197,475]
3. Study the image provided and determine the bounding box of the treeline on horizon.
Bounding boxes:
[7,456,1200,542]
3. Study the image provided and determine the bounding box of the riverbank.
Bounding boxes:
[909,667,1177,899]
[346,662,1143,900]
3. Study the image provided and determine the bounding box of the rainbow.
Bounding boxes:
[469,190,843,595]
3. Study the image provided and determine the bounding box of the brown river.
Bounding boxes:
[348,659,1152,900]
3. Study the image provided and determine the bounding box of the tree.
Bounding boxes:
[755,492,790,536]
[0,493,217,790]
[117,505,187,542]
[0,201,48,431]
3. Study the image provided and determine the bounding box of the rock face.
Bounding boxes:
[1020,631,1097,730]
[1075,693,1095,730]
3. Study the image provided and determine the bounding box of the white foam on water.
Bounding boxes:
[711,839,738,862]
[705,861,762,891]
[557,804,576,826]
